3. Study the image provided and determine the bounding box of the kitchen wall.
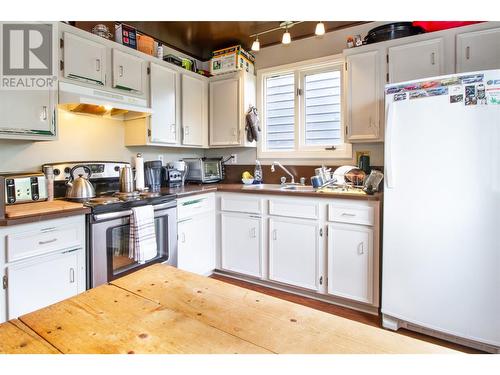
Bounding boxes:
[207,21,388,167]
[0,110,203,172]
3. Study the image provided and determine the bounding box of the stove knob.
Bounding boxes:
[114,166,120,172]
[64,167,71,174]
[53,168,60,176]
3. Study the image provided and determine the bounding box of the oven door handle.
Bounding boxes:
[93,202,177,221]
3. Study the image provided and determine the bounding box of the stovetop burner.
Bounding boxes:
[84,191,176,214]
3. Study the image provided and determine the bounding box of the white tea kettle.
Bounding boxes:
[65,165,96,201]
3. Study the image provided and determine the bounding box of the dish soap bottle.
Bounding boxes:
[254,160,263,184]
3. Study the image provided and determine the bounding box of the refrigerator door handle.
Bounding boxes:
[385,101,395,189]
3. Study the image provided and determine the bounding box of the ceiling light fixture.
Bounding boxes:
[315,22,325,36]
[282,27,291,45]
[249,21,302,49]
[251,35,260,51]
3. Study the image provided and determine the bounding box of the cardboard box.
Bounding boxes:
[115,23,137,49]
[137,33,155,56]
[210,45,255,75]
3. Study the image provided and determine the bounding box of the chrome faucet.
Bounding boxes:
[270,161,295,184]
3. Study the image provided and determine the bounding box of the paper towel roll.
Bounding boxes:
[134,153,145,191]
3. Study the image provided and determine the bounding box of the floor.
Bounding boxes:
[211,274,484,354]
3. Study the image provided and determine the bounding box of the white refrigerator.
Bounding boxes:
[382,70,500,353]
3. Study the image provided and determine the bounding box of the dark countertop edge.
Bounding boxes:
[0,207,91,227]
[163,184,382,202]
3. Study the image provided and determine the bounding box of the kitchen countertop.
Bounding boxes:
[163,183,383,201]
[0,264,454,354]
[0,204,90,227]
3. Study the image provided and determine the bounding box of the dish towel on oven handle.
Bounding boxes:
[129,205,157,264]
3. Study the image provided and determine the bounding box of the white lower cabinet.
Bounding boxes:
[327,223,373,304]
[269,217,320,291]
[0,215,86,323]
[216,193,379,312]
[177,194,215,276]
[6,248,84,319]
[220,213,262,278]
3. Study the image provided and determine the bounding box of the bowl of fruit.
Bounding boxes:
[241,171,255,185]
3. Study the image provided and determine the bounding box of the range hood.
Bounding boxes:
[58,81,152,120]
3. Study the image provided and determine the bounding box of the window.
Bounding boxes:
[258,55,351,159]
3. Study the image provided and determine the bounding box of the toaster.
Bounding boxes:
[1,172,48,204]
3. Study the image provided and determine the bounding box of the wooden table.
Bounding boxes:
[0,264,457,354]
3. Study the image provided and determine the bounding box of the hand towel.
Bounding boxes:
[129,205,157,264]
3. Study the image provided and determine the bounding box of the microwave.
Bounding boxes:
[184,158,223,183]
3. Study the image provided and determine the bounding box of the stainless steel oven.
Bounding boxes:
[87,200,177,288]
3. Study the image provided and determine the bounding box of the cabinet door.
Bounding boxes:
[63,32,106,85]
[210,78,239,146]
[220,213,261,277]
[0,90,55,138]
[112,49,144,93]
[328,223,373,304]
[178,213,215,276]
[6,249,82,319]
[269,217,320,291]
[182,74,204,146]
[345,50,381,142]
[149,62,178,144]
[388,38,444,83]
[456,28,500,73]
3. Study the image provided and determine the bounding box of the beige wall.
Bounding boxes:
[222,21,387,166]
[0,110,203,172]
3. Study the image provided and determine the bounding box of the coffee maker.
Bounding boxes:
[144,160,163,192]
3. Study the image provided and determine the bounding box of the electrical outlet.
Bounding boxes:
[158,155,164,164]
[230,154,237,164]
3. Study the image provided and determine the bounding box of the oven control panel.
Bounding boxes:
[43,161,130,181]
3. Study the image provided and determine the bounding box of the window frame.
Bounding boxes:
[257,54,352,160]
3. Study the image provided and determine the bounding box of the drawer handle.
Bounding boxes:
[96,59,101,72]
[42,106,48,121]
[249,227,256,238]
[357,242,364,255]
[341,213,356,217]
[69,268,75,283]
[466,46,471,60]
[272,229,277,241]
[181,233,186,243]
[431,52,436,65]
[119,65,124,77]
[39,238,57,245]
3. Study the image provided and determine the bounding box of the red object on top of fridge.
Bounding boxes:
[412,21,483,32]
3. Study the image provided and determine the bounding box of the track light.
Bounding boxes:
[315,22,325,36]
[282,28,291,45]
[251,35,260,51]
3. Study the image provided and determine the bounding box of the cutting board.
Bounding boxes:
[5,200,84,218]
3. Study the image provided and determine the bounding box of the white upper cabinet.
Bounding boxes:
[327,223,374,304]
[209,71,256,147]
[268,217,320,291]
[210,77,239,146]
[388,38,444,83]
[63,32,106,86]
[182,74,205,146]
[149,62,179,144]
[112,49,145,93]
[456,27,500,73]
[345,49,383,142]
[0,90,56,139]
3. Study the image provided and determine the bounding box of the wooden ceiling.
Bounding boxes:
[123,21,367,61]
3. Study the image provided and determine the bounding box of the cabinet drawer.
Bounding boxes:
[220,194,262,214]
[7,224,83,263]
[178,194,215,220]
[328,203,374,226]
[269,199,319,220]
